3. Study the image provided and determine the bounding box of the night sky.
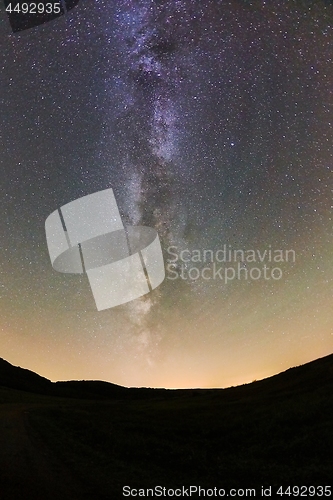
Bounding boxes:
[0,0,332,388]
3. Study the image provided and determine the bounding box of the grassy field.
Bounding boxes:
[0,354,332,498]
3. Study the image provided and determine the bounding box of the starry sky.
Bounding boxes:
[0,0,332,388]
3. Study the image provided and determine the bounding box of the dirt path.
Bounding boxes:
[0,404,94,500]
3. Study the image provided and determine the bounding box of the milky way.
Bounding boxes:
[99,1,200,349]
[103,1,194,239]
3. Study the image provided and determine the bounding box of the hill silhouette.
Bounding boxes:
[0,357,53,394]
[0,357,173,399]
[2,353,333,398]
[0,354,332,498]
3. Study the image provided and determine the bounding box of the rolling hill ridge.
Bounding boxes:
[0,354,332,498]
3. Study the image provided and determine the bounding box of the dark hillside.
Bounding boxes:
[0,354,332,498]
